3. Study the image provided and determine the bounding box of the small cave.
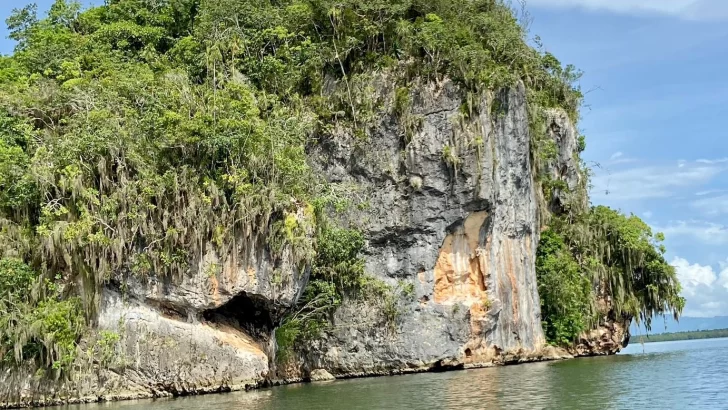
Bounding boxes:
[201,291,278,343]
[431,359,465,373]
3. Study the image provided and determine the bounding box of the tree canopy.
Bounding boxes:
[537,206,685,345]
[0,0,681,373]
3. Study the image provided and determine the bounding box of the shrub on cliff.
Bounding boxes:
[537,206,685,346]
[536,230,594,346]
[0,258,84,375]
[0,0,586,374]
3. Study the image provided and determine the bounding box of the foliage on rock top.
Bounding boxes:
[0,0,587,374]
[0,0,682,373]
[537,206,685,346]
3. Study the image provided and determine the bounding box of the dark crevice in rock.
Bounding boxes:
[201,291,278,343]
[430,359,465,372]
[420,107,458,117]
[464,199,492,213]
[419,185,448,198]
[445,218,464,235]
[154,302,189,322]
[367,227,436,246]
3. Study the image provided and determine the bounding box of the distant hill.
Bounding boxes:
[631,316,728,335]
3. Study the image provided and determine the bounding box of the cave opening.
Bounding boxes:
[201,291,278,343]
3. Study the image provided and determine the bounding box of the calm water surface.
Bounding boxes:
[76,338,728,410]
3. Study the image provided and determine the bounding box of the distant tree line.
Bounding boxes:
[636,328,728,343]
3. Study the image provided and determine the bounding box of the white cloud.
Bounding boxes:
[612,158,638,164]
[526,0,728,20]
[697,158,728,164]
[691,194,728,216]
[695,189,726,196]
[673,257,717,290]
[591,161,725,201]
[643,211,653,219]
[605,151,637,164]
[658,220,728,246]
[671,257,728,317]
[682,0,728,21]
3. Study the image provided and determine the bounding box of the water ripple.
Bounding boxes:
[72,338,728,410]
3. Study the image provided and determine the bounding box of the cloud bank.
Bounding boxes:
[692,194,728,216]
[672,257,728,317]
[658,220,728,246]
[590,160,725,201]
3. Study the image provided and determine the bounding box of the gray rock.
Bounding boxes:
[0,76,590,407]
[290,78,557,378]
[309,369,336,382]
[542,109,587,214]
[1,233,310,408]
[117,237,309,319]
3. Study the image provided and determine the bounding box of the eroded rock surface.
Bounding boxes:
[288,78,550,378]
[573,293,631,356]
[1,77,602,409]
[1,237,309,408]
[309,369,336,382]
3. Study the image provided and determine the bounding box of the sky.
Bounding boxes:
[2,1,728,320]
[527,0,728,320]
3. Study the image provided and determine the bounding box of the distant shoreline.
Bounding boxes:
[632,328,728,343]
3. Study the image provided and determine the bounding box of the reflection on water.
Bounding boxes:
[73,338,728,410]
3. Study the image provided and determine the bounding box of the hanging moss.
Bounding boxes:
[0,0,680,373]
[538,208,685,347]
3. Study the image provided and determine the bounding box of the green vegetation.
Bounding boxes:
[0,0,587,375]
[276,219,410,363]
[0,0,682,374]
[536,230,594,346]
[0,258,84,376]
[277,225,366,353]
[537,206,685,346]
[636,328,728,344]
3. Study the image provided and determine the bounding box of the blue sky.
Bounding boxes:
[528,0,728,319]
[2,1,728,318]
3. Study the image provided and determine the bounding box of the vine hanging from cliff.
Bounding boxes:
[0,0,612,375]
[537,206,685,346]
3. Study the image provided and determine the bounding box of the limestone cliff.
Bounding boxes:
[0,236,310,407]
[0,78,617,408]
[282,78,566,380]
[538,109,631,358]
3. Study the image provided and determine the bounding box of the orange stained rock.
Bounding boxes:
[246,266,258,286]
[433,211,489,305]
[210,323,266,356]
[469,300,487,334]
[209,274,220,305]
[503,238,520,323]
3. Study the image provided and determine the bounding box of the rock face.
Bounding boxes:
[573,292,632,356]
[308,369,336,382]
[538,107,630,358]
[286,78,554,378]
[541,109,585,214]
[0,239,309,408]
[0,77,608,408]
[574,317,630,357]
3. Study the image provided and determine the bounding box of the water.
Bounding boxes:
[75,338,728,410]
